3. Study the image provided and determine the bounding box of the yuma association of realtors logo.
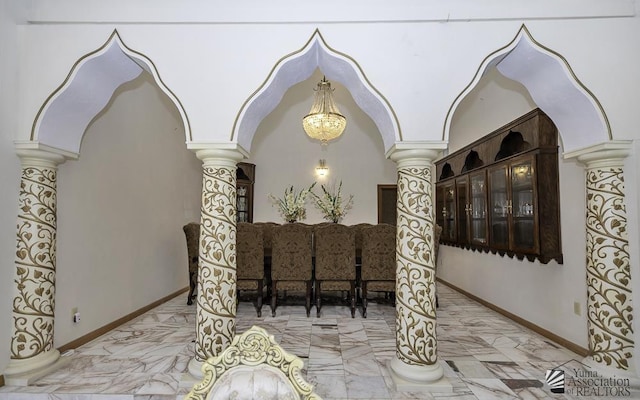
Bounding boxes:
[545,360,631,397]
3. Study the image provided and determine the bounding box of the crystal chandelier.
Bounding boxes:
[302,77,346,144]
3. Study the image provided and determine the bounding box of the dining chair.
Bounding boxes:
[270,223,314,317]
[236,222,265,317]
[182,222,200,305]
[314,223,357,318]
[360,223,396,318]
[253,221,280,295]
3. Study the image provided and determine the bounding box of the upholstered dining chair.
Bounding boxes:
[185,325,322,400]
[314,224,357,318]
[351,222,373,260]
[270,223,314,317]
[253,221,280,294]
[350,222,374,297]
[360,223,396,318]
[236,222,265,317]
[182,222,200,305]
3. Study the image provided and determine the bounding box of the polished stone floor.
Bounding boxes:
[0,284,608,399]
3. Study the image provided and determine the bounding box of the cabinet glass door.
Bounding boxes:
[470,172,487,245]
[443,183,456,242]
[456,178,469,245]
[436,184,445,239]
[489,166,509,249]
[236,184,249,222]
[511,159,536,252]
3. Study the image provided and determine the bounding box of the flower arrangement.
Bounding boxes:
[268,183,316,223]
[311,180,354,223]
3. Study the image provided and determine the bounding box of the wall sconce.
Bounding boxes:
[316,159,329,177]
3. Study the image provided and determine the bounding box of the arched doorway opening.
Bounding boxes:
[6,30,198,382]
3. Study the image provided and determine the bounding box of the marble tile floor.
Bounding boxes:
[0,284,601,400]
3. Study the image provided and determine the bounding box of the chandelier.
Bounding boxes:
[302,77,346,144]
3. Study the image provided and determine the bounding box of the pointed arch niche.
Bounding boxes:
[31,30,191,156]
[442,25,637,379]
[232,30,401,154]
[443,25,610,153]
[5,30,194,384]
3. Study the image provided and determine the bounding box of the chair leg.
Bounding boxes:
[315,281,321,318]
[306,281,312,318]
[271,281,277,317]
[256,280,263,317]
[362,282,368,318]
[350,281,356,318]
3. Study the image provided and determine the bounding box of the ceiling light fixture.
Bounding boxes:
[302,77,346,145]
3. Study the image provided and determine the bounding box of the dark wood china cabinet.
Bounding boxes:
[435,108,562,264]
[236,162,255,223]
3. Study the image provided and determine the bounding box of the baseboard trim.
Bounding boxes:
[58,287,189,354]
[437,278,589,357]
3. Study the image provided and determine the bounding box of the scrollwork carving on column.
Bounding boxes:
[12,166,58,360]
[195,164,237,361]
[395,164,438,366]
[585,167,634,371]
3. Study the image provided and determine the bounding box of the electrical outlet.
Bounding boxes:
[573,301,581,316]
[72,307,80,323]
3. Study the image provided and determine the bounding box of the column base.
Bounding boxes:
[188,356,205,380]
[388,357,452,392]
[3,350,68,386]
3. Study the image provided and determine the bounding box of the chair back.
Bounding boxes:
[185,325,322,400]
[236,223,264,280]
[314,224,356,281]
[271,223,313,281]
[183,223,200,262]
[350,223,373,257]
[254,222,279,255]
[361,223,396,281]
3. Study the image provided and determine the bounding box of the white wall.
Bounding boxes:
[438,67,588,347]
[248,70,398,224]
[0,1,24,376]
[54,73,202,346]
[1,0,639,376]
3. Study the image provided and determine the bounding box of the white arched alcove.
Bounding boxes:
[232,29,401,154]
[31,30,191,156]
[443,25,611,154]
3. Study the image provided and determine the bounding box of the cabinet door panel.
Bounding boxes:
[510,159,537,252]
[443,183,456,242]
[489,166,509,249]
[470,172,488,245]
[456,178,469,245]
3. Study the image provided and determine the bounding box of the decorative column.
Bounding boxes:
[187,144,246,379]
[567,141,636,376]
[387,142,449,390]
[5,147,66,384]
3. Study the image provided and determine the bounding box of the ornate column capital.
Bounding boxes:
[14,141,70,168]
[563,140,632,169]
[188,142,248,167]
[386,141,447,167]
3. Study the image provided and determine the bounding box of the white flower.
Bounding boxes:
[268,183,316,222]
[311,180,354,223]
